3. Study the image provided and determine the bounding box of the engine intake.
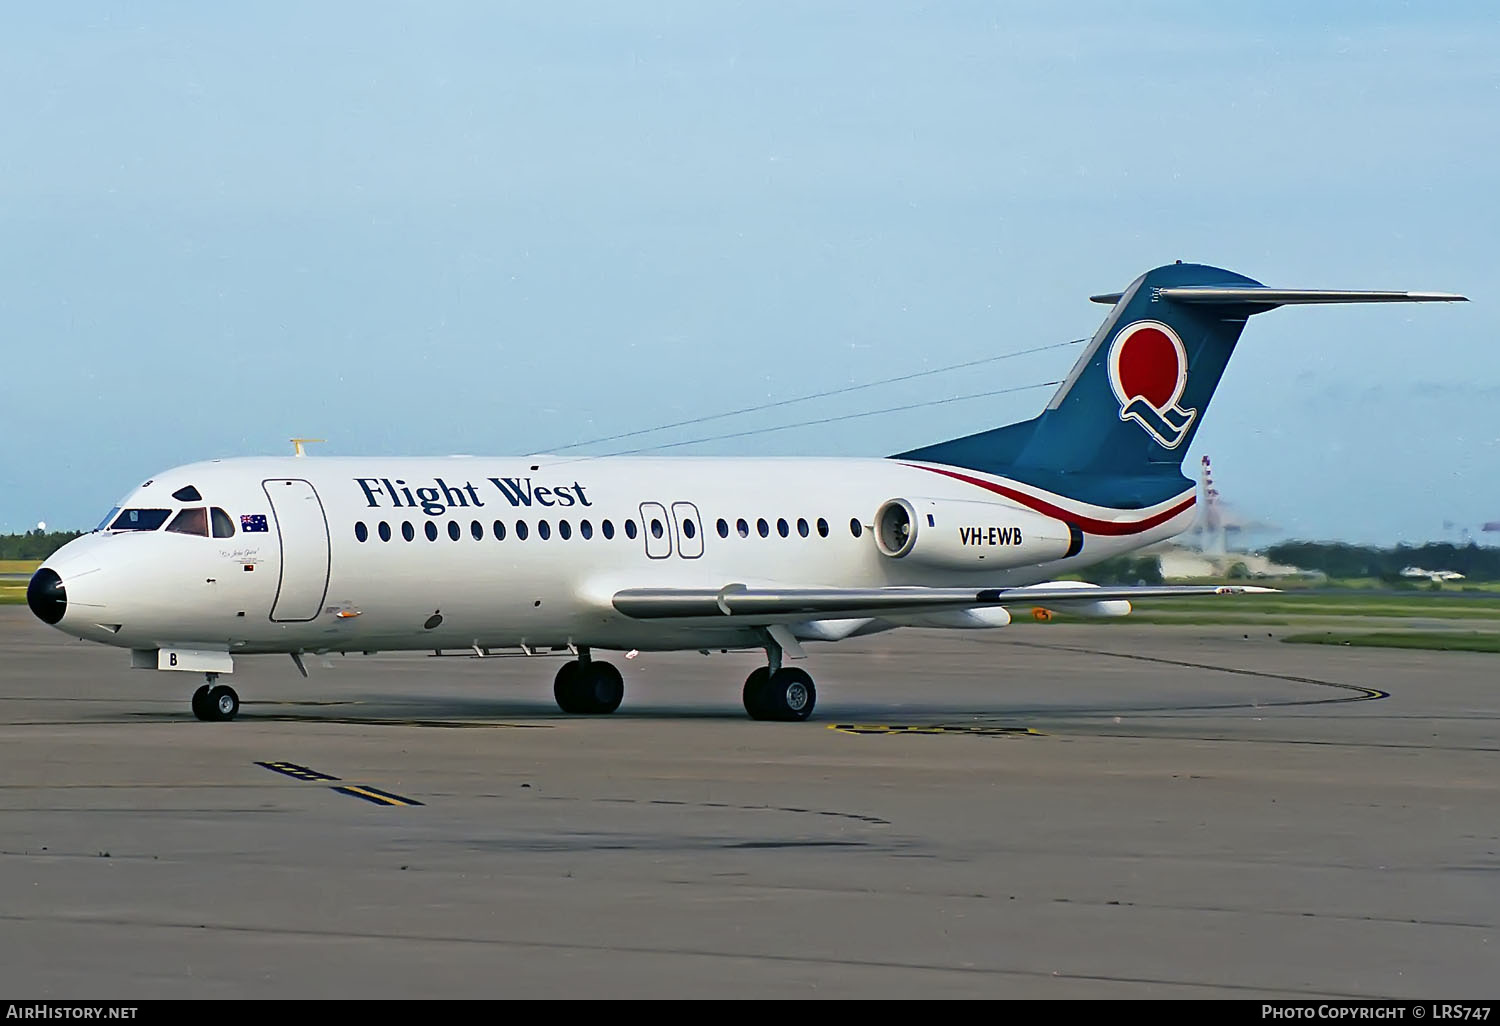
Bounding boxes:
[874,498,919,558]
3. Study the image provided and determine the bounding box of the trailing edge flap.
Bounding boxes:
[611,583,1275,622]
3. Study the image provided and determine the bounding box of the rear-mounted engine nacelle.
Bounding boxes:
[872,496,1080,571]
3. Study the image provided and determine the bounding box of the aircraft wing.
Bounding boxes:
[611,583,1274,623]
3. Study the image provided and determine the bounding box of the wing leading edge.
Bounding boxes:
[611,583,1274,623]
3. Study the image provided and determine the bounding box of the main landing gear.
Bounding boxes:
[553,648,625,715]
[191,673,240,722]
[551,639,818,722]
[742,636,816,722]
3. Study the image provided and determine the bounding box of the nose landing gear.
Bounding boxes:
[191,673,240,722]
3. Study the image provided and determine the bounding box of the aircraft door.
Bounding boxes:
[263,479,331,622]
[670,501,703,559]
[639,502,672,559]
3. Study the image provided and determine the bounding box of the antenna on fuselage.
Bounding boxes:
[290,438,325,457]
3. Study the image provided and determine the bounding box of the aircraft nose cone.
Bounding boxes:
[27,568,67,625]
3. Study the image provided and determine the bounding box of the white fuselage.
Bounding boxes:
[41,455,1195,659]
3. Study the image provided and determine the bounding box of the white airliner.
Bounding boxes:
[28,262,1464,722]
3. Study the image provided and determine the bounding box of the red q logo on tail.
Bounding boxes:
[1106,320,1198,449]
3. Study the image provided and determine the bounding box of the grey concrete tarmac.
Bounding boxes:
[0,607,1495,999]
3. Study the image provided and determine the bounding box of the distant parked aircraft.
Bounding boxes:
[1401,567,1466,582]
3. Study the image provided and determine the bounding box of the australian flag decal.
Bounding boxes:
[241,514,269,533]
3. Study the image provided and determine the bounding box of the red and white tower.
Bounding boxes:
[1199,455,1226,557]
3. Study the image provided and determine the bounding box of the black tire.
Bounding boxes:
[764,668,816,722]
[553,660,583,714]
[207,684,239,722]
[580,662,624,714]
[555,661,624,714]
[190,685,213,721]
[742,667,771,720]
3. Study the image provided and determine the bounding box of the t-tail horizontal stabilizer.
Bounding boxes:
[900,262,1467,504]
[1147,287,1467,307]
[1092,287,1467,306]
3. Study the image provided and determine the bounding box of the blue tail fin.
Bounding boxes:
[895,261,1463,508]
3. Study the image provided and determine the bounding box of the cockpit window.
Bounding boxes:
[210,507,235,538]
[172,485,203,502]
[95,507,121,532]
[110,508,171,531]
[166,507,209,537]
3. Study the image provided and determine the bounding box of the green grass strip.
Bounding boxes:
[1282,631,1500,653]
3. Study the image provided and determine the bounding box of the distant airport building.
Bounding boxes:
[1141,455,1309,580]
[1146,542,1312,581]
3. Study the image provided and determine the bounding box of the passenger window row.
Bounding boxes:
[355,516,865,544]
[714,517,847,540]
[354,518,636,544]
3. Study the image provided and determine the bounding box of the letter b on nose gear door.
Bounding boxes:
[263,479,332,622]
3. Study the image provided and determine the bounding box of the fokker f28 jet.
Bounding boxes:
[28,263,1464,722]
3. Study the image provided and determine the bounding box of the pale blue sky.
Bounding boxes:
[1,3,1495,544]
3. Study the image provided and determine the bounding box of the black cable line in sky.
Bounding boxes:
[542,337,1085,453]
[604,379,1061,456]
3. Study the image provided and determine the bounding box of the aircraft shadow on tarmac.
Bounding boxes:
[117,672,1389,729]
